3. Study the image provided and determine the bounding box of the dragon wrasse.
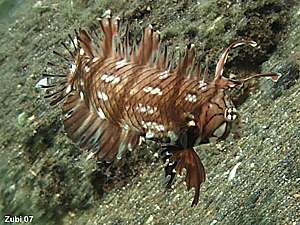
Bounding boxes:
[39,17,279,206]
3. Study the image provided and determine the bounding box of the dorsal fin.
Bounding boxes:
[156,45,169,70]
[176,44,196,75]
[109,23,170,70]
[136,25,160,65]
[99,17,120,58]
[213,40,280,89]
[171,44,197,103]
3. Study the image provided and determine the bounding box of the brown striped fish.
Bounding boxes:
[38,17,280,206]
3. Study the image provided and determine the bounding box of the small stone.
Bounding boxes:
[272,61,300,99]
[145,215,154,224]
[228,162,242,182]
[17,112,28,127]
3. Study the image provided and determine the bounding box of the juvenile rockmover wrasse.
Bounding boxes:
[39,17,280,206]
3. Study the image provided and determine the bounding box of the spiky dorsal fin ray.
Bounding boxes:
[105,22,173,71]
[170,44,198,107]
[214,40,280,89]
[136,25,160,65]
[99,18,119,58]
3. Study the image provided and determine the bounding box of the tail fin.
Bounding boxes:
[38,32,80,106]
[39,17,120,107]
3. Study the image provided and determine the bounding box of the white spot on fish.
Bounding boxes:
[97,108,106,119]
[201,86,208,91]
[140,106,147,113]
[116,59,128,69]
[187,120,196,127]
[146,121,154,128]
[92,57,99,63]
[185,93,197,103]
[158,71,169,79]
[148,106,157,114]
[150,87,162,95]
[70,64,76,73]
[199,81,207,86]
[145,130,154,139]
[129,89,137,95]
[143,86,152,93]
[136,104,158,115]
[80,48,84,56]
[80,91,84,100]
[100,73,120,84]
[105,75,115,83]
[101,74,108,81]
[65,85,72,94]
[142,121,165,132]
[111,76,120,84]
[84,66,90,72]
[122,123,129,130]
[97,91,109,101]
[157,124,165,131]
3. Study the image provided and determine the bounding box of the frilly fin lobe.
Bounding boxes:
[63,93,140,162]
[162,146,206,207]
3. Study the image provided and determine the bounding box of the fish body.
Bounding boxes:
[40,17,279,206]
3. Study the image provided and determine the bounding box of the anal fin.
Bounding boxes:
[62,93,140,162]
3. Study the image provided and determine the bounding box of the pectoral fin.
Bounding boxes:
[161,145,206,206]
